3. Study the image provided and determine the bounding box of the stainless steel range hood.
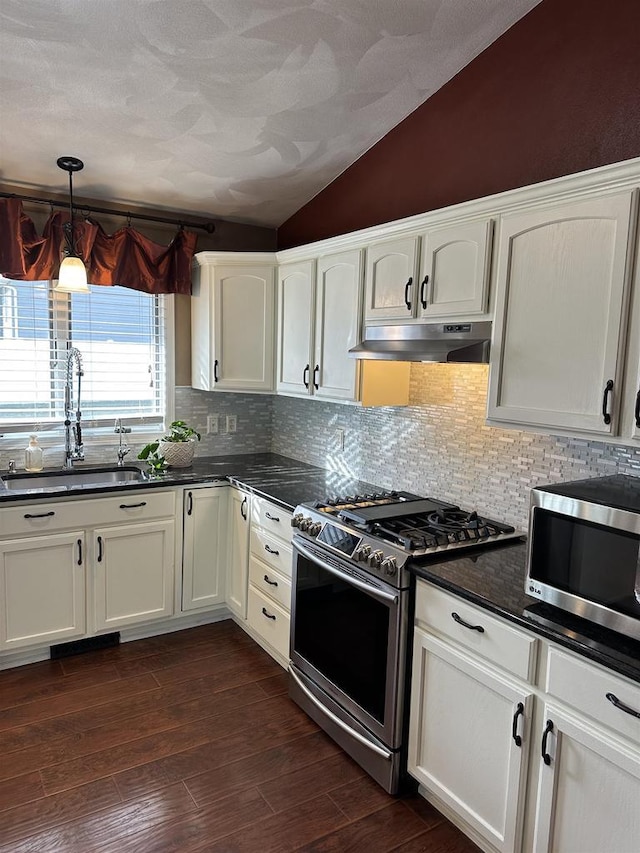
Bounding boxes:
[349,321,492,363]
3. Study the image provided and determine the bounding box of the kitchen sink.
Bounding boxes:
[1,465,148,490]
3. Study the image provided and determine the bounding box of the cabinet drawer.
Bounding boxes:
[415,581,537,681]
[251,496,292,542]
[247,585,290,660]
[546,647,640,748]
[249,556,291,612]
[250,527,293,578]
[1,489,176,537]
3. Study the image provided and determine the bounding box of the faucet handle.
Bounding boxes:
[7,459,16,473]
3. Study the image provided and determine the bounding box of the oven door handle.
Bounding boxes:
[288,666,393,761]
[294,541,399,605]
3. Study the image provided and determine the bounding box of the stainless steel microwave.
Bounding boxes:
[526,474,640,640]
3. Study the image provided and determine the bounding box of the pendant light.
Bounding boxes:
[55,156,89,293]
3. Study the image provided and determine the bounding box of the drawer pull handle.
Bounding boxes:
[119,501,147,509]
[263,574,278,587]
[512,702,524,747]
[240,496,247,520]
[24,511,55,519]
[77,539,83,566]
[606,692,640,719]
[265,512,280,522]
[541,719,554,766]
[451,611,485,633]
[264,545,280,556]
[261,606,276,621]
[97,535,103,563]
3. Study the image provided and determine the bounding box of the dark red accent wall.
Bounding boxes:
[277,0,640,250]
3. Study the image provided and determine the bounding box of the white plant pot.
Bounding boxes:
[158,438,196,468]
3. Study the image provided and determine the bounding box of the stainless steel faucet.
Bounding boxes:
[64,347,84,469]
[114,418,131,466]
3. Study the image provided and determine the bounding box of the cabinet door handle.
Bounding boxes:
[24,511,55,519]
[265,512,280,522]
[187,491,193,516]
[420,274,429,309]
[451,611,485,633]
[119,501,147,509]
[541,719,554,765]
[404,277,413,310]
[240,496,247,520]
[313,364,319,390]
[97,535,103,563]
[214,359,219,383]
[602,379,614,425]
[635,389,640,428]
[512,702,524,747]
[263,574,278,587]
[261,606,276,621]
[303,364,310,389]
[606,692,640,719]
[77,538,83,566]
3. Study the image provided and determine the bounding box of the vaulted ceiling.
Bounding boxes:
[0,0,541,227]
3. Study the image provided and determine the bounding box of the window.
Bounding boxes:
[0,278,168,435]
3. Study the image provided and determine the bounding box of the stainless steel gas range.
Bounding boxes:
[288,490,521,794]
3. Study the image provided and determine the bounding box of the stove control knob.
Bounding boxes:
[291,513,304,529]
[299,516,312,532]
[368,549,384,568]
[308,522,322,537]
[355,545,371,561]
[381,557,397,576]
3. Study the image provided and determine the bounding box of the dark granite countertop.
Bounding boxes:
[0,452,383,511]
[410,541,640,685]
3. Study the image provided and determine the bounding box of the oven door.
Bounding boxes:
[290,536,407,749]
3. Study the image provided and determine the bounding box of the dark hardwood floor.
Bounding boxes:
[0,621,479,852]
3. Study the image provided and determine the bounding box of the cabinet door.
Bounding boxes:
[212,265,275,392]
[276,260,315,396]
[532,704,640,853]
[182,487,227,612]
[226,488,250,620]
[408,629,531,853]
[0,532,86,649]
[314,249,363,402]
[488,192,636,434]
[419,219,492,318]
[364,236,419,321]
[94,520,174,631]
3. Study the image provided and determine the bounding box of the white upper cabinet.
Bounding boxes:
[418,219,492,318]
[314,250,363,401]
[277,252,362,402]
[488,191,637,435]
[276,260,315,396]
[191,252,276,393]
[364,236,419,321]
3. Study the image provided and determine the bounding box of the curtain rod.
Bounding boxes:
[0,190,216,234]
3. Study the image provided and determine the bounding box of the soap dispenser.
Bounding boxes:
[25,435,44,473]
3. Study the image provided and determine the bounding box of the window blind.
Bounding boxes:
[0,279,166,434]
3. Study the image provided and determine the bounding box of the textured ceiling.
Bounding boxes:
[0,0,541,228]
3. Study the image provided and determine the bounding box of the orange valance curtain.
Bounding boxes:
[0,198,198,294]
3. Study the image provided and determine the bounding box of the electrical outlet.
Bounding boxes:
[206,414,219,435]
[335,428,345,451]
[226,414,237,434]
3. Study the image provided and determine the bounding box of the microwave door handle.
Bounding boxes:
[289,665,392,761]
[294,541,398,606]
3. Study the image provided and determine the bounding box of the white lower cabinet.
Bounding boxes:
[409,580,640,853]
[226,487,251,620]
[531,704,640,853]
[0,531,86,649]
[93,519,175,631]
[181,486,227,612]
[245,495,293,666]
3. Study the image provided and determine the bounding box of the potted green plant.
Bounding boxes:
[138,420,201,471]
